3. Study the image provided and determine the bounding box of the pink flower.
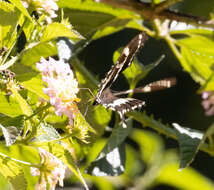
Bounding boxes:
[21,0,58,23]
[201,91,214,116]
[37,57,80,125]
[31,148,66,190]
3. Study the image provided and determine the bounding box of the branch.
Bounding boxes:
[98,0,214,29]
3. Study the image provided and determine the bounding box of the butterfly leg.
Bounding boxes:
[118,112,127,128]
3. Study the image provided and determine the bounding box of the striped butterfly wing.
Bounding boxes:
[113,78,176,96]
[96,32,148,100]
[99,88,145,128]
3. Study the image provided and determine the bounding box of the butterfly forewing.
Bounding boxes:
[96,32,148,99]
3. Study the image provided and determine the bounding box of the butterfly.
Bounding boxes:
[93,32,175,128]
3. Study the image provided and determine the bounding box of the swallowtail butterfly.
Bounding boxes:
[93,32,175,128]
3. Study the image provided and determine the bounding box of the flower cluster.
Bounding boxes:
[31,148,66,190]
[201,91,214,116]
[21,0,58,23]
[36,57,80,125]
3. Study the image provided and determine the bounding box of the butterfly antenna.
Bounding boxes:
[79,87,95,99]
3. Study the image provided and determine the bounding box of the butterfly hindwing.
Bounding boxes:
[104,97,145,128]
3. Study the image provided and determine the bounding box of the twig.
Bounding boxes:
[97,0,214,28]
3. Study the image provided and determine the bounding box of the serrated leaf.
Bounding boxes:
[178,35,214,86]
[170,28,214,38]
[36,122,61,142]
[86,119,132,176]
[40,23,83,43]
[172,123,203,169]
[128,111,176,138]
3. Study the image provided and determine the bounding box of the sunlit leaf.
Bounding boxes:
[0,1,19,49]
[9,0,32,21]
[10,85,32,116]
[178,35,214,86]
[20,42,57,68]
[35,122,61,142]
[58,0,143,40]
[40,22,83,43]
[0,92,23,117]
[157,161,214,190]
[17,72,48,100]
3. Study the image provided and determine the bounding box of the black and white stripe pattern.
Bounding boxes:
[93,32,148,128]
[93,32,176,128]
[96,32,148,100]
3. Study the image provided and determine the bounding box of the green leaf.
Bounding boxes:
[0,173,13,190]
[35,122,61,142]
[0,158,26,190]
[73,112,96,143]
[0,145,40,190]
[0,1,19,49]
[17,72,48,100]
[9,0,32,22]
[0,92,23,117]
[58,0,137,18]
[10,85,32,117]
[157,161,214,190]
[86,119,133,176]
[172,123,203,169]
[128,111,176,138]
[0,144,40,164]
[20,42,57,68]
[131,129,164,165]
[58,0,143,40]
[40,23,83,43]
[170,28,214,39]
[177,35,214,85]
